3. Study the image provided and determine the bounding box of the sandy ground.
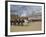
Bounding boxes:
[10,21,42,32]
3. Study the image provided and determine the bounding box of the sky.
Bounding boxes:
[10,5,42,17]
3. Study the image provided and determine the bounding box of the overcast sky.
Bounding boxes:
[10,5,42,17]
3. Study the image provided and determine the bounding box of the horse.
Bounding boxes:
[11,19,15,26]
[20,19,24,26]
[11,18,25,26]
